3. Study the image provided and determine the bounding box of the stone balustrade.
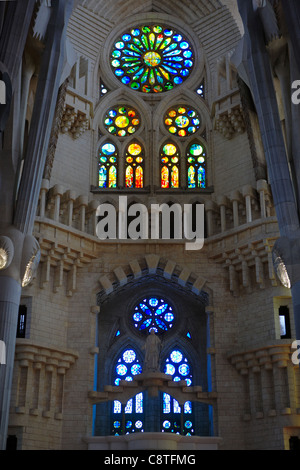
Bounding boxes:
[37,179,274,241]
[228,342,300,420]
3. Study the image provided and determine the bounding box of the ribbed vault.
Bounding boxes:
[79,0,223,23]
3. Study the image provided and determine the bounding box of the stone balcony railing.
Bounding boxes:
[228,341,300,421]
[33,178,279,296]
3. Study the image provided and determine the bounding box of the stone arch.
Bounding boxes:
[97,254,211,305]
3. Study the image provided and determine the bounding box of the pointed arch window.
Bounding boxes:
[160,142,180,188]
[125,141,144,188]
[112,348,144,435]
[162,349,194,435]
[187,141,206,189]
[98,142,118,188]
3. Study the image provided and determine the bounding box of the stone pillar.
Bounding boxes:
[0,277,22,449]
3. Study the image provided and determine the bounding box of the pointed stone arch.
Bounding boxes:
[97,254,210,305]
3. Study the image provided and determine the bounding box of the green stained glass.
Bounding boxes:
[111,24,194,93]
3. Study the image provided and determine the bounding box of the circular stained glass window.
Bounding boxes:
[132,297,175,334]
[104,106,141,137]
[114,349,142,384]
[164,106,201,137]
[111,25,194,93]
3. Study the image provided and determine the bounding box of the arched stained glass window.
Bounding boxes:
[125,141,144,188]
[187,141,206,189]
[133,297,175,334]
[111,25,194,93]
[162,349,194,435]
[164,106,201,137]
[112,348,144,435]
[99,142,118,188]
[160,142,180,188]
[104,106,141,137]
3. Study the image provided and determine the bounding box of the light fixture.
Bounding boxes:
[0,236,14,270]
[272,238,291,289]
[21,236,41,287]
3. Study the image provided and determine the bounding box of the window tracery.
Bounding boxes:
[98,142,118,188]
[110,25,194,94]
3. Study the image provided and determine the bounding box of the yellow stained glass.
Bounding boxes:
[163,144,177,156]
[115,116,129,128]
[128,143,142,155]
[109,165,117,188]
[144,51,161,67]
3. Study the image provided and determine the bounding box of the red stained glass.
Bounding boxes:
[171,165,179,188]
[126,165,134,187]
[161,166,169,188]
[135,166,143,188]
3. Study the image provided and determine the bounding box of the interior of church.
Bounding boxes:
[0,0,300,451]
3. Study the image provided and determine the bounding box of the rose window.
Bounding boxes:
[111,25,194,93]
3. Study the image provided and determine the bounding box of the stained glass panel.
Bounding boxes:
[171,165,179,188]
[112,348,144,435]
[132,297,175,334]
[111,25,194,93]
[187,141,206,189]
[99,143,118,188]
[161,142,179,188]
[135,166,143,188]
[104,106,141,137]
[162,349,194,435]
[165,106,201,137]
[125,165,134,188]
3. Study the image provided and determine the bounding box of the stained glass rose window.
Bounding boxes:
[104,106,141,137]
[111,25,194,93]
[132,297,175,333]
[164,106,201,137]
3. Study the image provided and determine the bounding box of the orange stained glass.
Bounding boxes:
[135,166,144,188]
[161,165,169,188]
[171,165,179,188]
[126,165,134,187]
[128,143,142,155]
[108,165,117,188]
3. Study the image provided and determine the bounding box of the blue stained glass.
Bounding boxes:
[131,364,142,375]
[102,143,116,155]
[123,349,136,363]
[163,420,171,428]
[126,421,133,428]
[174,77,183,84]
[132,297,175,334]
[179,364,190,376]
[170,350,183,363]
[121,76,131,84]
[136,393,143,413]
[116,364,127,375]
[165,364,175,375]
[180,41,189,49]
[125,399,132,413]
[133,312,143,322]
[135,420,143,429]
[114,401,122,413]
[111,25,194,93]
[115,69,124,76]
